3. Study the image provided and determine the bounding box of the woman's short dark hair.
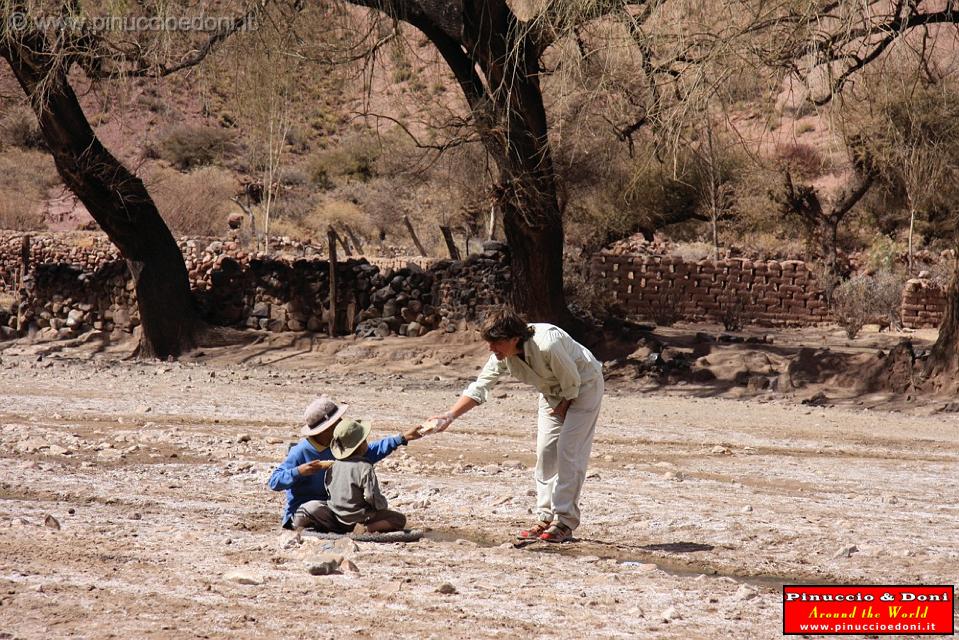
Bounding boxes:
[480,307,535,342]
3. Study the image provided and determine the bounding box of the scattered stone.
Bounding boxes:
[802,392,828,407]
[44,514,61,530]
[660,606,681,621]
[501,460,524,469]
[733,585,758,601]
[710,445,731,455]
[833,544,859,559]
[265,437,284,445]
[224,570,264,585]
[663,471,684,482]
[436,582,458,595]
[339,559,360,574]
[236,434,251,443]
[307,554,344,576]
[131,512,142,520]
[137,405,153,414]
[741,505,753,513]
[602,455,614,462]
[882,494,899,505]
[47,445,70,456]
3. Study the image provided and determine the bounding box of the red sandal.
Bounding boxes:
[516,520,551,540]
[539,522,572,543]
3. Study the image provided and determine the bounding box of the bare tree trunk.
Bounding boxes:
[403,215,428,257]
[908,206,916,275]
[343,225,364,254]
[331,227,352,257]
[439,225,461,260]
[711,214,719,261]
[488,203,497,241]
[3,42,199,359]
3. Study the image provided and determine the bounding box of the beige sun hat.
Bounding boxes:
[301,394,349,436]
[329,418,372,460]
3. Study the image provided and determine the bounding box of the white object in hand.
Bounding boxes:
[418,419,441,435]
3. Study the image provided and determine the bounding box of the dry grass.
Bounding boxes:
[0,149,59,231]
[142,164,238,237]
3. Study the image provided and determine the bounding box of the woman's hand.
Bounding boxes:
[426,412,455,433]
[548,399,572,421]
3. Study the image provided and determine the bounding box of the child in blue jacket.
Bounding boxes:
[267,394,422,529]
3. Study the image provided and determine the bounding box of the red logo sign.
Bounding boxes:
[783,585,954,635]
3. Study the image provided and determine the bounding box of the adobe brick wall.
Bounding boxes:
[591,253,953,328]
[590,253,831,326]
[901,278,946,329]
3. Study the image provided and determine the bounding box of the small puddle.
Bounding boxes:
[423,527,833,590]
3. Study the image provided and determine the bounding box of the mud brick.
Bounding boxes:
[902,303,925,313]
[689,287,709,296]
[925,304,944,311]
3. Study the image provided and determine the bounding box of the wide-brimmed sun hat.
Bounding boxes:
[301,394,349,436]
[329,418,372,460]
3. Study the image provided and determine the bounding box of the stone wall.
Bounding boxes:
[0,232,510,341]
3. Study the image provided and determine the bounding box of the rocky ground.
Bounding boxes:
[0,332,957,639]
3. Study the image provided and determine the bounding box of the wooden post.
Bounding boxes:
[15,235,30,332]
[440,225,461,260]
[343,225,365,255]
[488,203,497,241]
[403,215,428,257]
[327,227,338,338]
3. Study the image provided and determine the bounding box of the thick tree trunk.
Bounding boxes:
[926,258,959,376]
[3,42,199,359]
[349,0,577,330]
[502,206,572,324]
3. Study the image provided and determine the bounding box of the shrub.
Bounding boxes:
[774,143,826,180]
[864,233,904,272]
[0,106,44,150]
[143,165,238,236]
[832,276,872,338]
[0,196,45,230]
[832,271,906,338]
[0,149,58,230]
[155,125,236,170]
[307,134,381,187]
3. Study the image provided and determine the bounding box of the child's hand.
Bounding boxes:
[297,460,334,476]
[403,426,424,442]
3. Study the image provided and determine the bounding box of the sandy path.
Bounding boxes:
[0,348,956,639]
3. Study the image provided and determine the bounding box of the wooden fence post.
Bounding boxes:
[15,235,31,332]
[327,227,338,338]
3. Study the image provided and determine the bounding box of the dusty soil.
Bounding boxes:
[0,328,957,639]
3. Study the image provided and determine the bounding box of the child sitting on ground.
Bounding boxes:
[297,417,407,534]
[268,394,423,530]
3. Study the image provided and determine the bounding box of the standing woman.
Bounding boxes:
[428,308,604,542]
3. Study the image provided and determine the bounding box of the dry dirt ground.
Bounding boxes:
[0,329,957,639]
